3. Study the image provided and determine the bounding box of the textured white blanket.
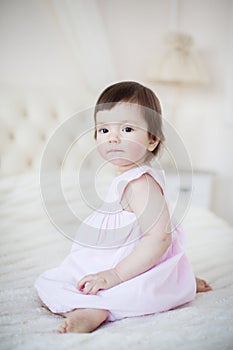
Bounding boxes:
[0,173,233,350]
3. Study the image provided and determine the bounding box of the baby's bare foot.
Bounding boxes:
[58,320,67,334]
[58,308,108,334]
[196,277,212,293]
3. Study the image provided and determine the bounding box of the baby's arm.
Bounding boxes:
[115,173,172,281]
[77,174,172,294]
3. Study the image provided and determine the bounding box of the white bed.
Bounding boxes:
[1,87,233,349]
[1,170,233,350]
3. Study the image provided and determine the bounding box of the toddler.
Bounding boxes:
[35,81,211,333]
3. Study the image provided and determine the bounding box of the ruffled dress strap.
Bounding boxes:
[106,164,166,204]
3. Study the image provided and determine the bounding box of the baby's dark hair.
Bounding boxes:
[94,81,165,157]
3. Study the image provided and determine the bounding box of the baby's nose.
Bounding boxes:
[108,132,120,143]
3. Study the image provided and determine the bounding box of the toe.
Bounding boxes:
[58,321,67,334]
[204,283,212,291]
[196,278,212,292]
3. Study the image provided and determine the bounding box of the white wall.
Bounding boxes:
[0,0,89,92]
[0,0,232,223]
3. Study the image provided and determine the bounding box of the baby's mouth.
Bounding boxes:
[107,149,124,154]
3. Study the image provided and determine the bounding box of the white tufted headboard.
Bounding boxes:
[0,85,101,176]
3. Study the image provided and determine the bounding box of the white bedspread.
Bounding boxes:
[1,173,233,350]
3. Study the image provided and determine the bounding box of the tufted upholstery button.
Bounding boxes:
[40,132,46,141]
[51,111,58,119]
[27,158,32,167]
[8,131,15,140]
[21,108,28,118]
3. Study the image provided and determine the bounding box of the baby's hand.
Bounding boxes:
[77,269,122,295]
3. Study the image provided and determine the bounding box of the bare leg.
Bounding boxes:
[196,277,212,293]
[58,308,108,334]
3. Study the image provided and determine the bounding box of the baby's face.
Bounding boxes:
[95,103,156,168]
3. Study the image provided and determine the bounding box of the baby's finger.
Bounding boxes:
[77,279,86,290]
[83,281,95,295]
[90,281,104,295]
[77,275,94,290]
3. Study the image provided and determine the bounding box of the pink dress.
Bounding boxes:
[35,165,196,322]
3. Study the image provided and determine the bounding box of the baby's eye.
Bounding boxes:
[98,128,109,134]
[122,126,134,133]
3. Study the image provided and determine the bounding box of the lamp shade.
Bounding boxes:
[149,32,209,85]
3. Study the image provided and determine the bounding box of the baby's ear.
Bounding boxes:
[148,138,159,152]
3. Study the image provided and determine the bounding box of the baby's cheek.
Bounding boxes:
[128,142,147,160]
[96,143,107,159]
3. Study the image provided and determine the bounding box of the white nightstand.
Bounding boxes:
[165,170,214,209]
